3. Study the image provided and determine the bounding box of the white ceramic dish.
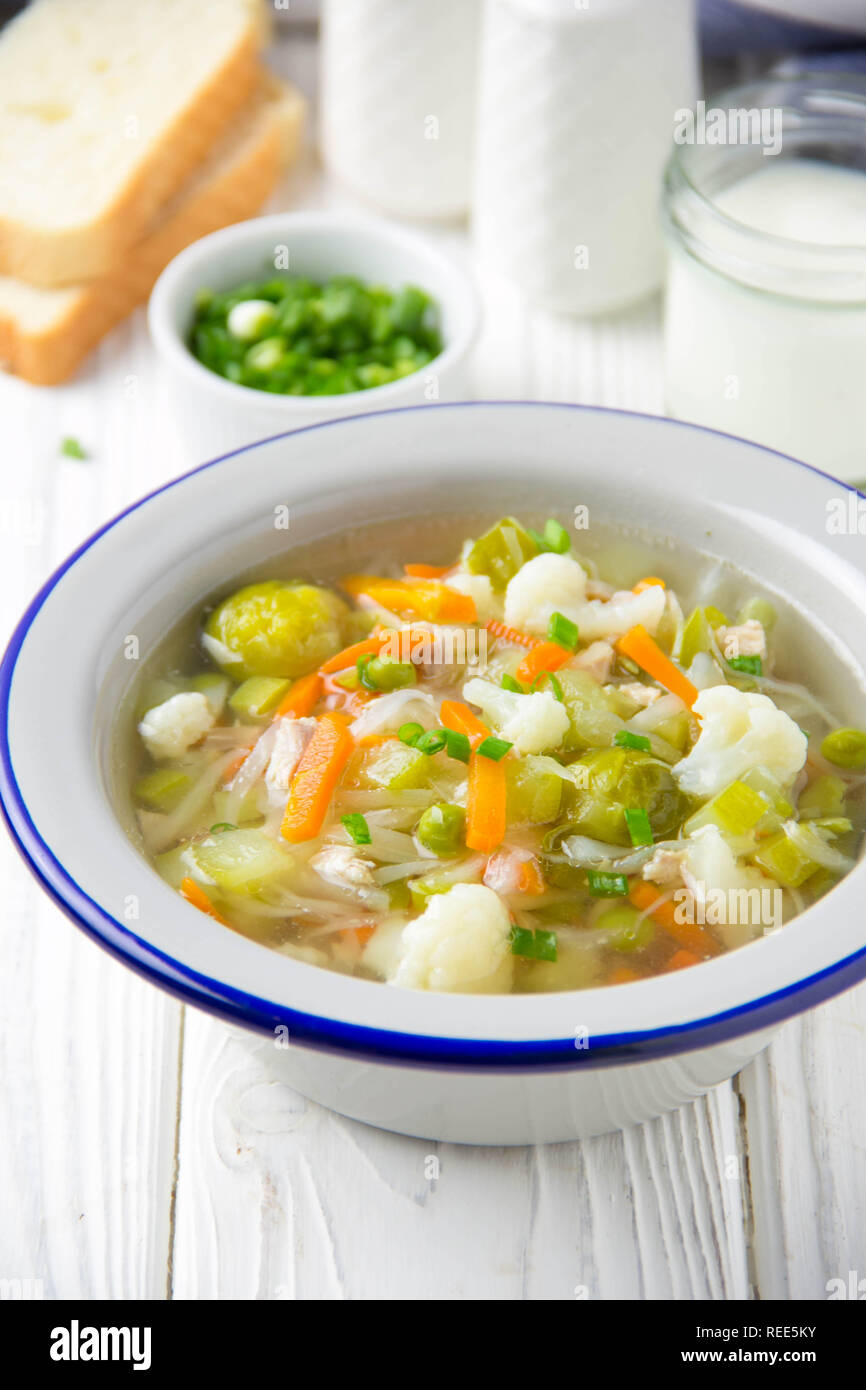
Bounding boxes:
[148,212,480,460]
[3,403,866,1145]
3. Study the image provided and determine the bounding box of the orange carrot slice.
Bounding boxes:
[180,877,229,926]
[274,671,323,719]
[440,700,506,852]
[319,636,386,675]
[628,880,721,958]
[665,948,701,972]
[632,576,667,594]
[281,711,354,843]
[440,698,489,748]
[404,563,451,579]
[515,640,573,687]
[616,624,699,709]
[340,575,476,624]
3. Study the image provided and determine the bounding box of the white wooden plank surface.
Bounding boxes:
[1,27,865,1303]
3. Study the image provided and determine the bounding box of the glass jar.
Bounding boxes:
[662,76,866,484]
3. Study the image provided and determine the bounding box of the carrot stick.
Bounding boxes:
[180,877,229,926]
[616,624,699,709]
[485,618,539,650]
[515,640,572,687]
[274,671,323,718]
[340,575,476,624]
[281,711,355,843]
[440,698,489,748]
[466,753,507,853]
[404,563,451,579]
[628,880,721,957]
[665,948,701,972]
[319,636,385,675]
[440,700,506,852]
[632,576,666,594]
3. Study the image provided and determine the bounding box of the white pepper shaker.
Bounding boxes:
[320,0,482,220]
[473,0,699,314]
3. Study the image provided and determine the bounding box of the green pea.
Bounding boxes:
[359,656,417,691]
[821,728,866,769]
[416,803,466,856]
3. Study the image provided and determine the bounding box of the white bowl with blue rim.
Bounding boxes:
[2,402,865,1145]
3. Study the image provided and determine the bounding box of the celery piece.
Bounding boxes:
[597,903,655,952]
[409,866,481,910]
[191,672,232,716]
[192,829,294,893]
[737,597,777,631]
[154,846,196,889]
[386,880,411,911]
[811,816,853,837]
[653,711,691,752]
[465,516,538,589]
[678,607,724,669]
[228,675,291,718]
[753,831,819,889]
[557,669,623,752]
[356,740,429,791]
[506,756,563,826]
[133,767,192,812]
[798,774,846,820]
[211,787,263,828]
[712,780,768,835]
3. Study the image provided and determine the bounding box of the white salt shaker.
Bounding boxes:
[473,0,699,314]
[319,0,482,220]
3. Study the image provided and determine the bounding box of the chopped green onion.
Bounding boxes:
[509,925,558,961]
[209,822,237,834]
[476,735,513,761]
[61,436,88,460]
[342,812,372,845]
[502,674,524,693]
[441,728,471,764]
[624,807,654,848]
[530,670,564,702]
[527,519,571,555]
[727,655,763,677]
[587,870,629,897]
[614,729,651,753]
[416,729,447,755]
[398,721,424,747]
[547,611,579,651]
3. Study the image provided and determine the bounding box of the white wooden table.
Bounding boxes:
[1,32,865,1303]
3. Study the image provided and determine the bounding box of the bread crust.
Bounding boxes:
[0,83,306,385]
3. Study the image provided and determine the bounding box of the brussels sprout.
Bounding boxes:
[563,747,688,846]
[465,516,538,589]
[203,580,350,681]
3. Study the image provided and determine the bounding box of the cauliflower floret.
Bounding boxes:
[265,716,315,805]
[680,825,776,948]
[445,571,501,624]
[504,552,587,635]
[673,685,807,798]
[463,676,569,754]
[390,883,513,993]
[138,692,214,761]
[575,584,666,642]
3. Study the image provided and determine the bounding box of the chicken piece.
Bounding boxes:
[716,620,767,661]
[264,716,315,805]
[311,843,377,890]
[572,640,615,683]
[618,681,662,708]
[642,847,687,885]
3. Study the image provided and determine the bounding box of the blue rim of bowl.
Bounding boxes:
[2,401,866,1072]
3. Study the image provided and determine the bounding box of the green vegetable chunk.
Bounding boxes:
[510,925,558,962]
[587,870,629,897]
[821,727,866,769]
[505,755,563,826]
[354,740,429,791]
[133,768,191,812]
[204,580,349,680]
[557,669,623,752]
[192,829,294,894]
[228,676,291,717]
[358,654,417,691]
[416,803,466,856]
[566,747,687,846]
[465,516,539,589]
[798,774,846,820]
[597,903,655,952]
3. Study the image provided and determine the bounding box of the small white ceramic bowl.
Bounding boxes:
[148,212,480,460]
[3,403,866,1144]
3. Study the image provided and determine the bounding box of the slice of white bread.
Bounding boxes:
[0,0,267,286]
[0,77,306,385]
